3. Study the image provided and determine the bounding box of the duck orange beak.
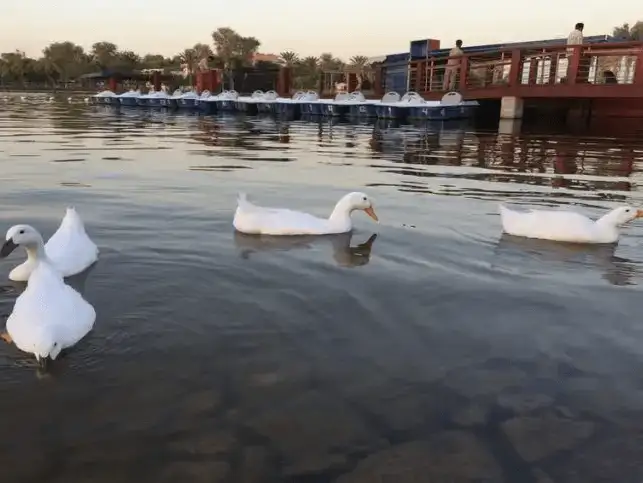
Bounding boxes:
[364,206,379,222]
[637,210,643,218]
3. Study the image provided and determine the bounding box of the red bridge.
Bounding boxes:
[379,41,643,119]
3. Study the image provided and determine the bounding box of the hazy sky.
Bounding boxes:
[0,1,639,59]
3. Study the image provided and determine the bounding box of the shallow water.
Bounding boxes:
[2,94,643,482]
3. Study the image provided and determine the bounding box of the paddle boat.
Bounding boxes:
[406,92,479,121]
[275,91,315,118]
[195,91,217,113]
[236,90,265,114]
[91,90,118,106]
[175,90,200,109]
[255,90,280,114]
[143,90,172,108]
[375,91,427,120]
[320,92,354,118]
[117,89,142,107]
[344,91,380,118]
[216,90,239,112]
[298,91,322,116]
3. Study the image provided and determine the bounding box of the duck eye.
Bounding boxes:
[18,229,24,234]
[363,196,367,201]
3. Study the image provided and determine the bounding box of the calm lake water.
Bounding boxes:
[1,93,643,482]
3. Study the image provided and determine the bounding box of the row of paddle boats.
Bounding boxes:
[90,89,479,121]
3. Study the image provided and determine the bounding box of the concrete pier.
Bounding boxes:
[500,96,524,119]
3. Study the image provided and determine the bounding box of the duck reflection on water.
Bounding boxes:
[233,231,378,268]
[493,234,640,286]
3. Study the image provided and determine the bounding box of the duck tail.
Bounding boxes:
[499,204,521,233]
[237,192,250,208]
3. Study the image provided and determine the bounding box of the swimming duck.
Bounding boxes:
[233,192,378,235]
[0,225,96,366]
[8,207,99,282]
[499,204,643,244]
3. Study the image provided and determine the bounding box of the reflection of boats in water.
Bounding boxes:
[233,232,377,267]
[370,120,470,163]
[493,234,639,286]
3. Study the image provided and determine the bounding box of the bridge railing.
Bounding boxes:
[409,41,643,98]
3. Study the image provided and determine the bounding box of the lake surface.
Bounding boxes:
[1,93,643,482]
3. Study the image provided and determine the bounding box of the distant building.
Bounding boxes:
[252,53,282,65]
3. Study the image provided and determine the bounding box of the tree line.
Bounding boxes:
[2,22,638,91]
[0,27,372,91]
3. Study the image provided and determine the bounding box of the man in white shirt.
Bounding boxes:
[566,22,585,81]
[567,22,584,49]
[443,39,464,91]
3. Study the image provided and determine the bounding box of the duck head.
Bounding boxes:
[1,225,44,258]
[601,206,643,226]
[344,192,379,222]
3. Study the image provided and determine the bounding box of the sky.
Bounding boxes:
[0,1,640,60]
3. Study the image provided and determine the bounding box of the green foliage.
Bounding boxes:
[0,29,375,89]
[613,21,643,41]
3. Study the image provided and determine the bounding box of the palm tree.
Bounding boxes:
[179,48,199,83]
[280,51,299,67]
[319,52,344,71]
[349,55,370,70]
[193,43,214,71]
[293,56,320,89]
[613,21,643,40]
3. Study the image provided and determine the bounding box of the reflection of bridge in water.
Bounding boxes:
[364,119,643,194]
[184,112,643,196]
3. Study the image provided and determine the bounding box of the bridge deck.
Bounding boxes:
[397,41,643,101]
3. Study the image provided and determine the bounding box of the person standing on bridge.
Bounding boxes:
[443,39,464,91]
[567,22,584,47]
[566,22,585,81]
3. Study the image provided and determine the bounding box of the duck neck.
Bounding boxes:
[594,212,621,241]
[595,211,620,229]
[25,239,48,265]
[328,196,354,228]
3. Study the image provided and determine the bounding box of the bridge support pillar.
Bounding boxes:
[500,96,524,119]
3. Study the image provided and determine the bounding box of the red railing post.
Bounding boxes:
[458,55,469,91]
[415,60,423,92]
[373,64,383,98]
[428,59,435,91]
[634,49,643,86]
[566,45,580,84]
[507,49,522,86]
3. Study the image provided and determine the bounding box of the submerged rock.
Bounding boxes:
[445,366,526,400]
[497,392,554,414]
[336,431,503,483]
[451,402,490,426]
[549,433,643,482]
[238,446,275,483]
[157,461,230,483]
[501,414,595,462]
[245,390,386,477]
[167,429,237,457]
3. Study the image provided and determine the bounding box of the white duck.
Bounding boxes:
[499,204,643,244]
[8,207,98,282]
[233,192,379,235]
[0,225,96,366]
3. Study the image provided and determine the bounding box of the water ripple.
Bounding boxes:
[0,101,643,482]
